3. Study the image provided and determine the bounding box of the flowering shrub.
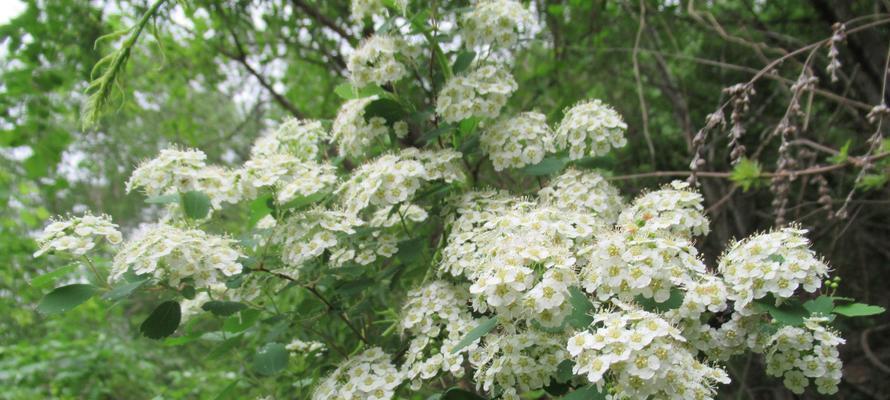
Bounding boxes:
[31,1,885,399]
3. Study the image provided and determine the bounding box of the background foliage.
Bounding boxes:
[2,0,889,399]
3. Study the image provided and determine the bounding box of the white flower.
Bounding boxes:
[34,213,122,257]
[436,65,517,123]
[312,347,403,400]
[332,96,391,158]
[349,35,417,87]
[555,99,627,159]
[480,112,555,170]
[538,169,624,224]
[462,0,535,49]
[350,0,406,22]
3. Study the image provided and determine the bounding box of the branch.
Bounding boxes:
[290,0,354,44]
[222,26,304,119]
[607,151,890,181]
[254,267,371,346]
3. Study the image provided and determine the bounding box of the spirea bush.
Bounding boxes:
[33,1,885,399]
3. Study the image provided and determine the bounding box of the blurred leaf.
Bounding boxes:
[181,190,210,219]
[828,140,851,164]
[37,284,97,314]
[253,342,288,375]
[730,158,763,192]
[754,295,808,325]
[567,287,594,329]
[452,51,476,74]
[452,317,497,353]
[563,384,606,400]
[364,98,407,124]
[140,300,181,339]
[635,287,684,313]
[833,303,885,317]
[202,301,248,317]
[103,276,150,301]
[522,157,569,176]
[145,193,179,204]
[334,82,385,99]
[31,264,78,288]
[441,388,486,400]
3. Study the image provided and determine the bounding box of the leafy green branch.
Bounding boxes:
[81,0,168,129]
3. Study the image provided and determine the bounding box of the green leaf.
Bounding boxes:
[452,51,476,74]
[214,380,239,400]
[635,287,684,313]
[828,140,851,164]
[224,309,262,333]
[37,284,98,314]
[280,190,329,211]
[754,296,808,325]
[521,157,569,176]
[253,342,289,375]
[208,334,244,360]
[833,303,885,317]
[202,301,248,317]
[364,98,407,124]
[31,264,78,288]
[334,82,385,100]
[103,277,150,301]
[441,388,487,400]
[729,158,763,192]
[556,359,575,383]
[767,254,785,263]
[452,317,498,353]
[145,193,180,204]
[422,124,456,144]
[181,191,211,219]
[563,384,607,400]
[803,296,834,315]
[140,300,182,339]
[567,287,594,329]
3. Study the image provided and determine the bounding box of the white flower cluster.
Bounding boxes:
[480,112,555,170]
[555,99,627,159]
[286,338,327,355]
[328,204,425,267]
[250,118,328,161]
[580,230,706,302]
[34,213,122,257]
[463,206,597,325]
[765,317,844,395]
[349,35,414,87]
[436,65,517,123]
[671,275,730,321]
[617,181,710,238]
[238,154,337,204]
[276,208,363,272]
[440,189,521,277]
[126,147,240,208]
[568,305,729,399]
[350,0,406,22]
[312,347,404,400]
[718,227,828,312]
[468,328,568,399]
[400,281,476,388]
[461,0,534,49]
[332,96,390,158]
[337,148,464,217]
[538,169,623,224]
[110,223,243,288]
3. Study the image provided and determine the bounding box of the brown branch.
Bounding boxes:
[290,0,354,44]
[254,266,371,346]
[223,28,304,119]
[608,151,890,181]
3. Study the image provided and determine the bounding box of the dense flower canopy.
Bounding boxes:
[31,1,873,399]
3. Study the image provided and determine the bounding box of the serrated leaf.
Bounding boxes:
[452,51,476,74]
[202,300,248,317]
[140,300,181,339]
[729,158,763,192]
[181,191,211,219]
[145,193,180,204]
[441,388,486,400]
[521,157,569,176]
[31,264,78,288]
[37,284,97,314]
[103,277,149,301]
[452,317,497,353]
[563,384,607,400]
[803,296,834,315]
[253,342,288,375]
[833,303,885,317]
